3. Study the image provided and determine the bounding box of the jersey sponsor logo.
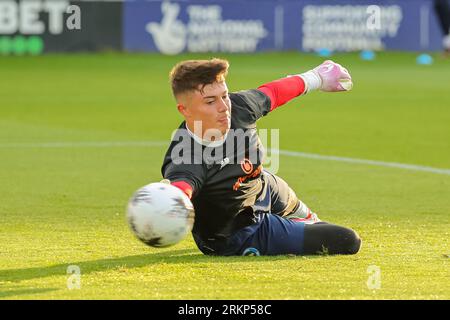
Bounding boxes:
[219,157,230,170]
[233,164,262,191]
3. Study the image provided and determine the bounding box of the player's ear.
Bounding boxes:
[177,103,190,118]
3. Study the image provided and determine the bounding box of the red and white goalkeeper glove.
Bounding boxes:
[300,60,353,93]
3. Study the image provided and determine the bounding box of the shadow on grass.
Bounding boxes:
[0,287,58,299]
[0,248,297,283]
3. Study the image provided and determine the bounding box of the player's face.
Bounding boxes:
[178,81,231,139]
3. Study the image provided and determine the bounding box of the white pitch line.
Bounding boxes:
[0,141,449,176]
[270,149,450,176]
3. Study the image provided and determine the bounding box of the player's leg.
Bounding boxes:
[303,223,362,255]
[434,0,450,35]
[237,214,361,256]
[434,0,450,52]
[263,171,320,223]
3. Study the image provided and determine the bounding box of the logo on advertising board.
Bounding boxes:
[302,5,403,51]
[0,0,81,55]
[146,1,268,55]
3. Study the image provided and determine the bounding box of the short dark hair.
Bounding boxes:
[169,58,229,98]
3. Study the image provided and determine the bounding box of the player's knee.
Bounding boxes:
[341,228,362,255]
[303,223,362,255]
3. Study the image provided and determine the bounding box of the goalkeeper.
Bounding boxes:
[161,58,361,256]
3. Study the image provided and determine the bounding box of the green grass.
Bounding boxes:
[0,52,449,299]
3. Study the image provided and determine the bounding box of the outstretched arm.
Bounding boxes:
[171,180,193,199]
[257,60,352,111]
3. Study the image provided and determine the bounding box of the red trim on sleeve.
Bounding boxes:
[171,181,193,199]
[257,76,306,111]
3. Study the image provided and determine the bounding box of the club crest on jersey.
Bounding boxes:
[240,158,253,174]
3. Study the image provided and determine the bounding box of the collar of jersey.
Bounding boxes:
[185,123,228,148]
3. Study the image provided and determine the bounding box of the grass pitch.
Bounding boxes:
[0,52,449,299]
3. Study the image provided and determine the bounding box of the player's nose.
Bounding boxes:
[217,97,228,113]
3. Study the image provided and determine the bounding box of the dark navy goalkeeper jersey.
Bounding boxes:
[161,89,271,240]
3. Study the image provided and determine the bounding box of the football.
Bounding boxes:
[127,182,195,247]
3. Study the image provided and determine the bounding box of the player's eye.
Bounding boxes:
[206,100,214,105]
